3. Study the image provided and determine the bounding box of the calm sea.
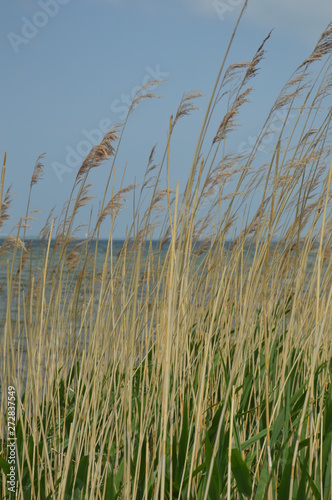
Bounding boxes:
[0,237,324,399]
[0,238,321,315]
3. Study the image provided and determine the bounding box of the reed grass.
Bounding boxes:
[1,13,332,499]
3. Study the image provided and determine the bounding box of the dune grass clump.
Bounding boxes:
[1,7,332,498]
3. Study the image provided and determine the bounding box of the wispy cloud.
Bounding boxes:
[87,0,330,41]
[183,0,331,40]
[87,0,167,16]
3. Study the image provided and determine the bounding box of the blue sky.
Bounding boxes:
[1,0,331,238]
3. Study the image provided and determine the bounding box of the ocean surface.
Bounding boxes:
[0,237,323,315]
[0,237,327,400]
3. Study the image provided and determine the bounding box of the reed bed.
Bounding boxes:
[1,9,332,499]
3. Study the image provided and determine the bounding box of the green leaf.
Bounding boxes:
[296,452,309,500]
[178,401,189,478]
[231,448,252,498]
[65,461,74,497]
[242,429,267,450]
[114,458,124,491]
[0,456,10,475]
[323,450,331,500]
[205,433,220,498]
[104,469,116,499]
[76,455,89,490]
[278,445,293,499]
[254,459,269,500]
[192,462,206,479]
[72,488,84,499]
[137,436,147,492]
[271,410,287,447]
[305,471,320,499]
